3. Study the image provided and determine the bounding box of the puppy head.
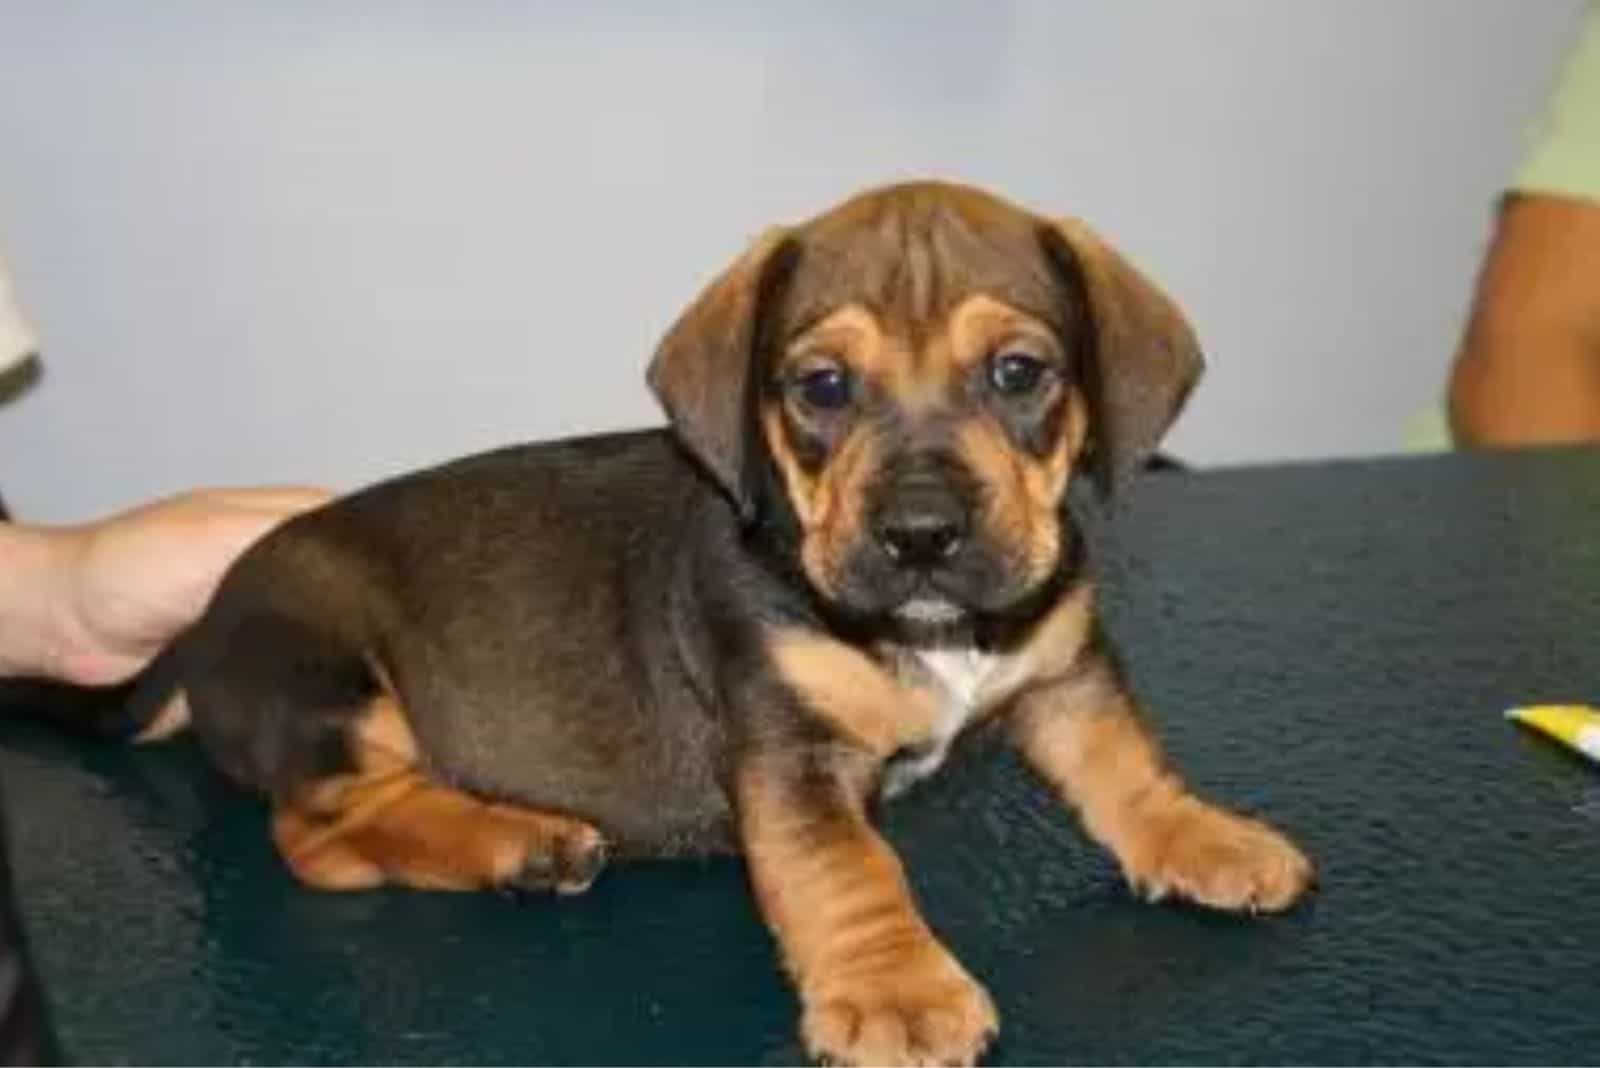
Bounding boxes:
[649,181,1202,627]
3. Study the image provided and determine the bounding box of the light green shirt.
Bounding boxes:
[1514,0,1600,202]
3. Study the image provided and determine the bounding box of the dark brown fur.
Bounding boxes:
[153,181,1312,1067]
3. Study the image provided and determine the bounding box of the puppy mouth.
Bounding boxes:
[825,535,1068,630]
[893,595,967,626]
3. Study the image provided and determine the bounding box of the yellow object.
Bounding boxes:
[1505,704,1600,764]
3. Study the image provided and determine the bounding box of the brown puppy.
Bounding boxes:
[151,181,1312,1067]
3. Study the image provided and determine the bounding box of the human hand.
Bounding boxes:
[0,487,331,686]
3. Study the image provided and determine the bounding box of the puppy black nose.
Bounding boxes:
[875,508,966,567]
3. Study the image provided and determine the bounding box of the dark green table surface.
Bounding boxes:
[4,447,1600,1065]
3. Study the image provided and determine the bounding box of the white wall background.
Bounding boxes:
[0,0,1584,521]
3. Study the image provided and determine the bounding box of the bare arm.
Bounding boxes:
[0,487,329,685]
[0,521,77,681]
[1449,194,1600,446]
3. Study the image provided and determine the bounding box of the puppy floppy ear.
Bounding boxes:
[647,228,800,522]
[1039,218,1204,497]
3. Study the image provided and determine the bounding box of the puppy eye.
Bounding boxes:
[988,352,1052,396]
[794,364,852,411]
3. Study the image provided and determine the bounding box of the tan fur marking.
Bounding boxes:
[952,383,1089,587]
[1022,387,1087,545]
[1060,389,1091,469]
[954,418,1060,583]
[275,775,604,893]
[768,630,937,757]
[812,429,877,543]
[782,303,930,408]
[133,689,192,743]
[946,293,1064,370]
[274,692,605,894]
[352,692,421,772]
[760,404,882,599]
[1008,581,1097,687]
[786,304,892,376]
[1013,670,1313,913]
[785,295,1064,394]
[760,406,817,527]
[738,760,997,1066]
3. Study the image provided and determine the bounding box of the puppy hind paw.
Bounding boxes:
[501,817,609,896]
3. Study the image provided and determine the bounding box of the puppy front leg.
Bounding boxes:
[1012,653,1313,912]
[737,752,997,1067]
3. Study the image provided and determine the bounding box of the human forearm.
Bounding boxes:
[1449,195,1600,446]
[0,521,87,680]
[0,487,329,686]
[1451,329,1600,445]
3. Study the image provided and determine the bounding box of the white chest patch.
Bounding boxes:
[917,647,1000,730]
[880,645,1022,799]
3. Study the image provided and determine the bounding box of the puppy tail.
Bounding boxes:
[181,610,386,798]
[123,637,194,742]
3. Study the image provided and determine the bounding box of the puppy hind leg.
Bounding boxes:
[273,760,610,894]
[188,611,608,894]
[273,692,607,894]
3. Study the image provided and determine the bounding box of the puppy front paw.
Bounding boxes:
[801,944,998,1067]
[1120,798,1313,913]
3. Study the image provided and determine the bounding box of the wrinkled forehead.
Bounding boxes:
[778,188,1067,344]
